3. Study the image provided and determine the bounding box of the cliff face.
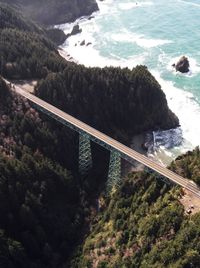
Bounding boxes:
[1,0,99,25]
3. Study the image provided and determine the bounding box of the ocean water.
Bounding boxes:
[58,0,200,165]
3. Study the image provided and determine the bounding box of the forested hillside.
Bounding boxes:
[170,147,200,186]
[1,75,200,267]
[0,3,43,32]
[0,77,96,267]
[0,3,69,79]
[36,65,179,143]
[0,3,179,142]
[0,0,99,25]
[0,0,179,142]
[1,2,199,268]
[73,157,200,268]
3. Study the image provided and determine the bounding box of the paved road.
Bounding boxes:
[9,82,200,198]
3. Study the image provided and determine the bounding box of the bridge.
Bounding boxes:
[9,81,200,197]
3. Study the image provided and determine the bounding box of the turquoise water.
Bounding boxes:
[59,0,200,164]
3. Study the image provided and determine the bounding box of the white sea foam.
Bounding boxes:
[96,0,116,15]
[177,0,200,8]
[61,17,147,67]
[111,31,172,48]
[118,1,153,10]
[64,40,146,68]
[118,3,139,10]
[57,0,200,166]
[151,70,200,148]
[136,37,172,48]
[144,70,200,164]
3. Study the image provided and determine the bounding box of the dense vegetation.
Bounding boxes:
[2,3,199,268]
[1,3,179,143]
[0,78,94,267]
[1,75,200,267]
[0,75,10,99]
[0,3,66,46]
[0,28,69,79]
[46,28,67,46]
[171,147,200,186]
[36,65,179,142]
[0,0,99,25]
[0,3,43,32]
[0,151,81,268]
[73,166,200,268]
[0,3,69,79]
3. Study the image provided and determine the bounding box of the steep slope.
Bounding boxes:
[0,3,69,79]
[0,3,43,32]
[171,147,200,186]
[36,65,179,143]
[0,77,85,267]
[0,2,199,267]
[0,0,99,25]
[73,151,200,268]
[0,2,179,142]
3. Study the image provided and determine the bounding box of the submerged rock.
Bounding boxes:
[173,56,190,73]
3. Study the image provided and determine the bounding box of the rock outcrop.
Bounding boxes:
[172,56,190,73]
[80,40,85,46]
[66,25,82,39]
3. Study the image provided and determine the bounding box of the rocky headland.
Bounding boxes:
[1,0,99,46]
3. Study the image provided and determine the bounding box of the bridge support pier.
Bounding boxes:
[79,133,92,175]
[107,150,121,192]
[145,167,172,185]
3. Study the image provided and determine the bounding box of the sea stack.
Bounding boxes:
[172,56,190,73]
[66,25,82,39]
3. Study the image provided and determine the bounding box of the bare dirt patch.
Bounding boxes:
[12,80,37,93]
[180,189,200,215]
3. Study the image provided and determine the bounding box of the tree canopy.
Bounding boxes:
[36,65,179,142]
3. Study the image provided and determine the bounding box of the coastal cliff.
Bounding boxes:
[0,0,99,25]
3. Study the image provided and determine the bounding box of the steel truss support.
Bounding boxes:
[79,133,92,175]
[144,167,173,185]
[32,103,174,186]
[107,150,121,192]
